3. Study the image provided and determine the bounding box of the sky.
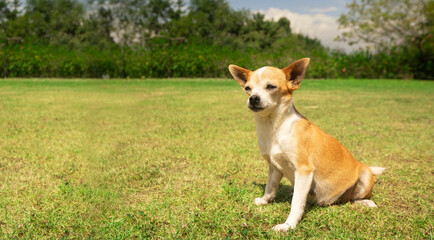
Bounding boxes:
[226,0,355,51]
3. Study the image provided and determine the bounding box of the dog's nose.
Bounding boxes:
[249,95,260,105]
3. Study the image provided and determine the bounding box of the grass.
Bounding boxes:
[0,78,432,239]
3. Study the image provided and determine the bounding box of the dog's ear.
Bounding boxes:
[228,65,251,88]
[282,58,310,90]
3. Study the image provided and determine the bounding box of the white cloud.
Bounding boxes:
[256,8,359,52]
[309,6,339,13]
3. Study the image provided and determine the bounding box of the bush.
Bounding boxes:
[1,43,426,79]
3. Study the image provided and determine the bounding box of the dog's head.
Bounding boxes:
[228,58,310,115]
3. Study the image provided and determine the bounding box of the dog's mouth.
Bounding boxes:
[248,105,265,112]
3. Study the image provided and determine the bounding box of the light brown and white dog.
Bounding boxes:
[228,58,385,232]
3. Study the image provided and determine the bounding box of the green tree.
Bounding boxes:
[142,0,177,36]
[24,0,86,46]
[185,0,242,44]
[240,13,292,49]
[0,0,24,44]
[0,0,20,23]
[82,2,115,47]
[338,0,433,79]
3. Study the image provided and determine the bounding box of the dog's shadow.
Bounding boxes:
[253,182,317,211]
[253,182,293,203]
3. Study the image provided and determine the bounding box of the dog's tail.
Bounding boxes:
[369,166,386,176]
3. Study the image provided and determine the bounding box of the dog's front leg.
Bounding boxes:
[255,163,283,205]
[273,170,313,232]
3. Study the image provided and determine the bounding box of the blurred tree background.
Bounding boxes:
[337,0,433,79]
[0,0,432,79]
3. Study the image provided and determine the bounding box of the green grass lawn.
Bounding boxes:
[0,78,432,239]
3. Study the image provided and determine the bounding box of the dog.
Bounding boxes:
[228,58,385,232]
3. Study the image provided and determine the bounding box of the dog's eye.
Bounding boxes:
[244,86,251,91]
[266,84,277,90]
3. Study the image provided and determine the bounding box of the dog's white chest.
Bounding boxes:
[256,112,300,176]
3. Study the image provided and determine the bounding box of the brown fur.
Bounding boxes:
[294,118,375,205]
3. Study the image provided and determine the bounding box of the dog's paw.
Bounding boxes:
[254,197,268,206]
[272,223,294,232]
[353,199,377,207]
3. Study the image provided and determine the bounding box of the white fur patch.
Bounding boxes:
[353,199,378,207]
[369,166,386,176]
[272,223,291,232]
[257,67,267,81]
[254,197,268,206]
[283,171,313,228]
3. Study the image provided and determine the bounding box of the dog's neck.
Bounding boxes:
[254,98,302,131]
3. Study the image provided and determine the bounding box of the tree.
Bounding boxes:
[78,6,115,48]
[337,0,430,47]
[0,0,20,23]
[25,0,86,45]
[0,0,24,44]
[277,17,291,36]
[337,0,433,79]
[185,0,241,43]
[142,0,176,36]
[239,14,292,49]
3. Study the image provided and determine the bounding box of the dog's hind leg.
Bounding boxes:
[255,163,283,205]
[350,165,380,207]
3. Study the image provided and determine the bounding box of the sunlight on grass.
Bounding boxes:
[0,79,432,238]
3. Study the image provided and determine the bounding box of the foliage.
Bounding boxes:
[0,42,419,79]
[337,0,433,79]
[0,0,432,79]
